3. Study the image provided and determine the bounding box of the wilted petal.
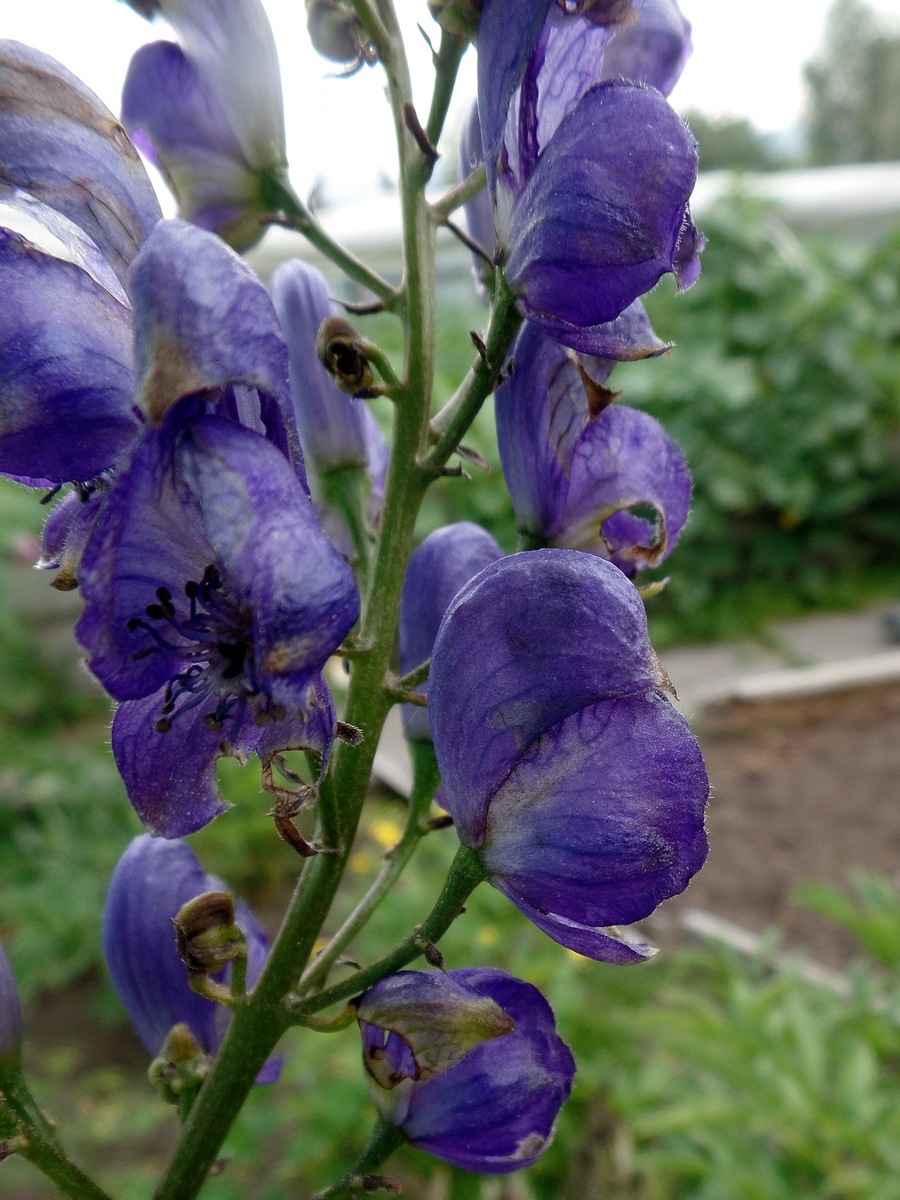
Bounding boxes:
[112,676,334,836]
[429,550,667,845]
[399,523,503,742]
[0,230,136,482]
[504,81,699,340]
[0,41,161,286]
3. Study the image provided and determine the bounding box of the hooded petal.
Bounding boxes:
[134,0,286,172]
[0,230,136,482]
[128,220,299,464]
[398,523,503,742]
[122,42,264,252]
[429,550,668,845]
[600,0,692,95]
[504,81,699,340]
[0,41,161,286]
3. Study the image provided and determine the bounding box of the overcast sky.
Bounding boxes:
[6,0,900,200]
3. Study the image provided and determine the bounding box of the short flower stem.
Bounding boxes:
[296,740,443,996]
[291,844,487,1019]
[431,164,487,221]
[427,272,522,468]
[312,1119,407,1200]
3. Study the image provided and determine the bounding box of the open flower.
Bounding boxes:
[102,834,280,1081]
[75,221,359,835]
[429,550,708,962]
[472,0,702,355]
[0,941,22,1076]
[495,323,691,573]
[122,0,288,251]
[356,968,575,1173]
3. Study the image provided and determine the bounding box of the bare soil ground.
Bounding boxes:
[653,682,900,965]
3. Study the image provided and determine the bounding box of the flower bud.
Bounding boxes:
[103,835,281,1083]
[173,890,245,975]
[428,0,482,41]
[0,941,23,1076]
[356,969,575,1173]
[306,0,375,66]
[316,315,375,397]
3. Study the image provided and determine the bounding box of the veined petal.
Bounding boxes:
[0,41,161,286]
[600,0,692,95]
[493,889,658,962]
[129,220,298,462]
[429,550,668,845]
[122,42,264,252]
[0,230,136,482]
[481,695,709,926]
[504,81,699,337]
[518,297,671,359]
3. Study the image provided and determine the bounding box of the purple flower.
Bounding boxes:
[600,0,693,96]
[474,2,702,355]
[356,968,575,1173]
[398,522,503,742]
[102,834,280,1081]
[429,550,708,962]
[270,259,389,552]
[496,323,691,573]
[122,0,287,251]
[0,941,22,1075]
[75,222,359,836]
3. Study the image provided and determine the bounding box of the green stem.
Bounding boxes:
[312,1120,407,1200]
[431,164,486,221]
[2,1081,113,1200]
[297,740,442,996]
[426,272,522,469]
[263,173,398,306]
[292,845,486,1019]
[319,463,377,596]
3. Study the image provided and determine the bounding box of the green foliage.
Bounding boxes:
[795,869,900,968]
[683,110,792,173]
[616,197,900,640]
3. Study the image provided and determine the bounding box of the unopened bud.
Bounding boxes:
[173,891,244,975]
[316,316,376,397]
[148,1022,211,1104]
[306,0,376,66]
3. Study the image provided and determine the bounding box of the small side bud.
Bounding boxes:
[428,0,482,40]
[173,891,245,975]
[306,0,377,67]
[148,1022,211,1105]
[316,316,376,396]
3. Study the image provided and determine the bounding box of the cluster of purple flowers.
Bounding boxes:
[0,0,710,1181]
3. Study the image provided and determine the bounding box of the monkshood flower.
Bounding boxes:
[429,550,709,963]
[474,1,702,356]
[0,940,23,1075]
[122,0,288,251]
[102,834,280,1081]
[270,259,388,552]
[495,323,690,573]
[75,221,359,836]
[398,522,502,743]
[356,968,575,1173]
